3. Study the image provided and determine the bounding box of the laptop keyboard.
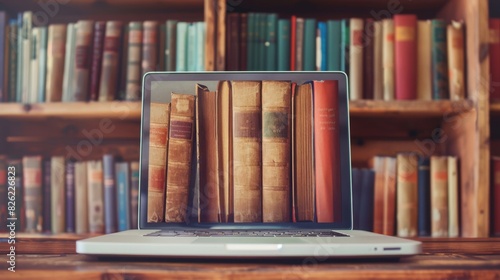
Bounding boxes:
[145,230,350,237]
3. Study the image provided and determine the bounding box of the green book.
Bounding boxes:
[340,19,350,74]
[327,20,341,71]
[258,13,267,71]
[431,19,449,100]
[277,19,290,71]
[247,13,255,71]
[265,13,278,71]
[176,22,188,71]
[303,18,316,71]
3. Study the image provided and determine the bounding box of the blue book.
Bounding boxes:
[358,169,375,231]
[65,161,75,233]
[187,23,196,71]
[175,22,188,71]
[265,13,278,71]
[417,157,431,236]
[116,162,130,231]
[319,22,327,71]
[103,154,116,234]
[327,20,341,70]
[130,161,140,229]
[195,22,205,71]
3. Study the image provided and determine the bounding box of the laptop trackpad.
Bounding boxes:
[193,237,306,244]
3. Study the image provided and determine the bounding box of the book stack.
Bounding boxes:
[0,11,205,103]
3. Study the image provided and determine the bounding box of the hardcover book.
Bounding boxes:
[394,14,417,100]
[72,20,94,101]
[396,153,418,237]
[51,156,65,234]
[22,156,43,233]
[87,160,104,234]
[417,157,431,236]
[130,161,140,229]
[65,161,76,233]
[430,156,449,237]
[417,20,432,100]
[89,21,106,101]
[431,20,449,100]
[349,18,363,100]
[382,19,395,101]
[75,161,88,234]
[45,24,67,102]
[98,21,123,101]
[217,81,233,222]
[447,21,465,100]
[125,21,143,101]
[116,162,130,231]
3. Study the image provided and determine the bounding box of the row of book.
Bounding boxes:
[148,79,342,224]
[0,155,140,234]
[352,155,460,238]
[0,11,205,103]
[226,13,466,101]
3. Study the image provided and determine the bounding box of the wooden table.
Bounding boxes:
[1,235,500,279]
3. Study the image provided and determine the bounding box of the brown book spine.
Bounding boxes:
[72,20,94,101]
[226,14,240,71]
[431,156,449,237]
[158,23,166,71]
[87,160,104,234]
[217,81,233,222]
[147,103,170,223]
[204,0,216,71]
[295,18,304,71]
[384,157,397,235]
[50,156,65,234]
[98,21,123,101]
[125,22,143,101]
[448,156,459,237]
[197,84,220,223]
[262,81,291,222]
[447,21,465,100]
[240,14,248,70]
[142,21,158,77]
[349,18,364,100]
[232,81,262,222]
[165,93,195,223]
[396,153,418,237]
[89,21,105,101]
[372,156,386,234]
[363,18,374,99]
[75,161,88,234]
[23,156,43,233]
[45,24,67,102]
[216,0,226,70]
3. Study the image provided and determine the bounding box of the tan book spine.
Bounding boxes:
[448,156,459,237]
[373,21,384,100]
[417,20,432,100]
[216,0,226,70]
[372,156,386,234]
[75,161,88,234]
[262,81,291,222]
[148,103,170,222]
[217,81,233,222]
[87,160,104,234]
[349,18,363,100]
[45,24,67,102]
[141,21,158,77]
[72,20,94,101]
[125,21,143,101]
[431,156,449,237]
[98,21,123,101]
[204,0,215,71]
[50,156,65,234]
[382,19,395,101]
[396,153,418,237]
[197,84,220,223]
[165,93,195,222]
[447,21,465,100]
[22,156,42,233]
[384,157,397,235]
[232,81,262,222]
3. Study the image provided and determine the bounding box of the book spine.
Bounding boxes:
[187,23,196,71]
[117,23,129,101]
[0,157,6,230]
[165,20,177,71]
[417,20,432,100]
[447,21,465,100]
[37,27,48,103]
[382,19,395,101]
[319,21,327,71]
[89,21,105,101]
[372,156,387,234]
[8,20,17,102]
[75,161,88,234]
[490,19,500,100]
[65,161,75,233]
[417,157,431,236]
[394,14,417,100]
[384,157,397,235]
[130,161,140,229]
[247,13,255,71]
[340,19,350,75]
[0,12,6,101]
[258,13,266,70]
[240,14,248,71]
[125,22,143,101]
[62,23,76,102]
[290,15,296,71]
[226,14,239,71]
[232,81,262,222]
[116,162,130,231]
[359,169,375,231]
[8,159,23,231]
[363,18,375,99]
[448,156,459,237]
[103,154,116,233]
[196,23,205,71]
[313,80,340,222]
[295,18,304,71]
[165,93,196,222]
[50,156,65,234]
[303,18,316,71]
[265,14,277,71]
[351,168,361,229]
[29,27,39,104]
[142,21,158,76]
[431,156,449,237]
[262,81,291,222]
[158,23,166,71]
[493,157,500,236]
[396,153,418,237]
[431,19,449,100]
[327,20,341,71]
[87,160,104,234]
[349,18,363,100]
[217,81,233,222]
[22,156,42,233]
[72,20,93,101]
[16,13,22,103]
[147,103,170,222]
[277,19,290,71]
[42,160,51,232]
[98,21,123,101]
[21,12,32,104]
[176,22,188,71]
[373,21,383,100]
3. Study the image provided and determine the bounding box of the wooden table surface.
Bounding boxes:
[1,235,500,279]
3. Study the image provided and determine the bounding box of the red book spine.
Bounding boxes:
[313,80,340,222]
[490,19,500,100]
[394,15,417,100]
[89,21,106,101]
[493,158,500,236]
[290,16,297,71]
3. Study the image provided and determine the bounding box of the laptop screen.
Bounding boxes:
[139,72,352,230]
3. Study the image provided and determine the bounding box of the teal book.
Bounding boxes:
[116,162,130,231]
[196,22,205,71]
[340,19,350,74]
[176,22,188,71]
[277,19,290,71]
[431,19,449,100]
[319,21,327,71]
[165,20,177,71]
[265,13,277,71]
[130,161,139,229]
[187,23,196,71]
[258,13,267,70]
[247,13,255,70]
[37,27,47,103]
[303,18,316,71]
[327,20,341,71]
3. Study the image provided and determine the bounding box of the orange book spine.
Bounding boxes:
[372,156,386,234]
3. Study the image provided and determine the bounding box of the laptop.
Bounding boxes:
[76,71,422,258]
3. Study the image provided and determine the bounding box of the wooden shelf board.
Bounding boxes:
[490,102,500,115]
[0,0,204,11]
[349,99,473,117]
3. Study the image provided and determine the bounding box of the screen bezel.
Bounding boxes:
[138,71,353,230]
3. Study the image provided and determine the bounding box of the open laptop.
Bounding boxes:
[76,71,422,258]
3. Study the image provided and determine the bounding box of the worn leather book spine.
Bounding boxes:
[87,160,104,234]
[89,21,105,101]
[394,14,417,100]
[417,20,432,100]
[125,21,143,101]
[98,21,123,101]
[431,156,449,237]
[447,21,465,100]
[396,153,418,237]
[45,24,67,102]
[217,81,233,222]
[50,156,65,234]
[72,20,94,101]
[22,156,42,233]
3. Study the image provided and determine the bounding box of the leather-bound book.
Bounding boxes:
[373,21,383,100]
[372,156,386,234]
[447,21,465,100]
[65,161,75,233]
[22,156,43,233]
[103,154,116,233]
[373,156,396,235]
[417,20,432,100]
[226,14,240,71]
[217,81,233,222]
[51,156,65,234]
[197,84,220,223]
[349,18,363,100]
[447,156,459,237]
[42,160,51,232]
[75,161,88,234]
[394,14,417,100]
[98,21,123,101]
[490,19,500,100]
[382,19,395,101]
[89,21,105,101]
[148,102,170,222]
[142,21,158,77]
[125,21,143,101]
[262,81,291,222]
[232,81,262,222]
[396,153,418,237]
[417,157,431,236]
[72,20,94,101]
[87,160,104,234]
[430,156,449,237]
[45,24,67,102]
[165,93,196,223]
[240,14,248,71]
[431,20,449,100]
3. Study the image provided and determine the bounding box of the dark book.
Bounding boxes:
[363,18,375,99]
[116,162,130,231]
[492,157,500,236]
[0,11,6,101]
[327,20,341,71]
[117,22,129,101]
[142,21,158,77]
[277,19,290,71]
[265,13,277,71]
[72,20,94,101]
[165,20,177,71]
[23,156,43,233]
[258,13,266,71]
[351,168,362,229]
[158,23,166,71]
[340,19,350,74]
[8,159,23,231]
[418,157,431,236]
[240,14,248,71]
[43,160,51,232]
[8,20,18,102]
[319,21,327,71]
[103,154,117,233]
[303,18,316,71]
[246,13,255,70]
[359,169,375,231]
[226,13,240,71]
[490,19,500,100]
[125,22,142,101]
[130,161,140,229]
[89,21,105,101]
[65,161,75,233]
[431,19,449,100]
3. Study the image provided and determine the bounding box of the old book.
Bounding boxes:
[42,160,51,232]
[359,169,375,231]
[417,157,431,236]
[293,82,314,222]
[262,81,291,222]
[303,18,316,71]
[37,27,48,103]
[21,12,32,103]
[226,13,240,71]
[295,18,304,71]
[349,18,363,100]
[447,21,465,100]
[15,14,22,103]
[158,23,166,71]
[204,0,215,71]
[431,20,449,100]
[45,24,67,102]
[130,161,140,229]
[0,12,6,101]
[217,81,233,222]
[142,21,158,77]
[196,84,220,223]
[290,15,296,71]
[232,81,262,222]
[65,161,75,233]
[490,19,500,100]
[62,23,76,102]
[8,20,18,102]
[417,20,432,100]
[363,18,375,99]
[103,154,116,233]
[72,20,94,101]
[75,161,88,234]
[176,22,188,71]
[430,156,449,237]
[373,21,383,100]
[216,0,226,71]
[98,21,123,101]
[165,93,196,222]
[116,162,130,231]
[351,168,361,229]
[187,23,197,71]
[382,19,395,101]
[394,14,417,100]
[240,14,248,70]
[448,156,459,237]
[118,24,129,100]
[51,156,65,234]
[125,21,143,101]
[372,156,386,234]
[22,156,43,233]
[265,14,278,71]
[8,159,23,231]
[148,102,170,222]
[313,80,340,222]
[87,160,104,234]
[195,22,205,71]
[373,156,396,235]
[29,27,42,103]
[277,19,290,71]
[165,20,178,71]
[89,21,106,101]
[396,153,418,237]
[257,14,266,70]
[340,19,350,75]
[493,157,500,236]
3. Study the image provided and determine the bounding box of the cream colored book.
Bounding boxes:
[382,19,395,101]
[430,156,449,238]
[417,20,432,100]
[50,156,65,234]
[396,153,418,237]
[373,21,384,100]
[448,156,459,237]
[349,18,364,100]
[447,21,465,100]
[75,161,89,234]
